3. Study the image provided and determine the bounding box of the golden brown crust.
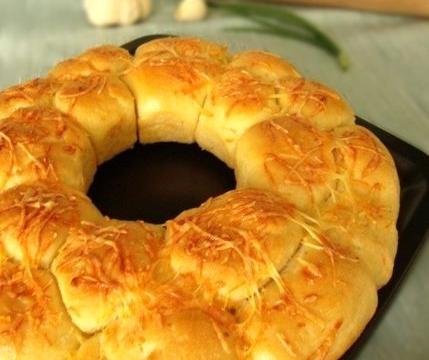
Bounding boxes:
[319,198,398,288]
[134,37,229,64]
[48,45,136,163]
[123,37,228,144]
[54,74,137,163]
[51,219,164,333]
[211,68,278,113]
[79,45,134,75]
[166,188,306,304]
[235,118,399,213]
[230,50,301,81]
[331,125,400,217]
[241,236,377,360]
[319,126,399,287]
[195,67,280,166]
[49,59,98,81]
[99,271,241,360]
[277,77,355,130]
[102,307,239,360]
[0,107,96,192]
[0,261,82,360]
[0,78,59,121]
[0,182,102,269]
[235,116,338,214]
[50,45,133,79]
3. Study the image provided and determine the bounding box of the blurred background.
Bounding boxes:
[0,0,428,358]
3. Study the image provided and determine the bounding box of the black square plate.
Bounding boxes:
[90,35,429,359]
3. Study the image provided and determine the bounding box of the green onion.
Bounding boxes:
[207,1,349,70]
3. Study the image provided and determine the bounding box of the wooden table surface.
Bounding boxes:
[0,0,428,358]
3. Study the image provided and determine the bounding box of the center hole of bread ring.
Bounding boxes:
[88,142,236,223]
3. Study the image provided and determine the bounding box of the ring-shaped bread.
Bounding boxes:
[0,36,399,360]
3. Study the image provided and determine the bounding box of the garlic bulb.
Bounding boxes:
[83,0,152,27]
[175,0,208,22]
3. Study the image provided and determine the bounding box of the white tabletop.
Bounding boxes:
[1,0,428,358]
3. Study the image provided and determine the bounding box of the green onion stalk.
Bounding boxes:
[207,0,349,70]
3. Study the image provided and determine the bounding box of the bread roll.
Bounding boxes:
[0,182,102,268]
[235,116,339,214]
[50,45,133,79]
[51,220,163,333]
[166,188,306,304]
[49,45,136,163]
[331,125,400,217]
[101,291,239,360]
[123,37,228,144]
[53,74,136,163]
[236,119,399,215]
[194,48,302,167]
[195,67,280,166]
[241,237,377,360]
[320,197,398,288]
[230,50,301,81]
[0,107,96,192]
[0,78,58,121]
[314,125,398,286]
[0,261,82,360]
[277,77,355,130]
[49,59,98,81]
[134,37,228,64]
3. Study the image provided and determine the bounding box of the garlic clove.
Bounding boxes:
[83,0,152,27]
[175,0,208,22]
[83,0,114,27]
[118,0,142,25]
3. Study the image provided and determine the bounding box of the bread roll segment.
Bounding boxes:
[230,50,301,81]
[134,37,229,62]
[332,125,400,217]
[235,116,339,214]
[51,219,164,333]
[49,45,133,79]
[195,67,280,167]
[0,182,102,269]
[241,236,377,360]
[195,50,302,167]
[0,107,96,192]
[0,261,82,360]
[48,45,137,164]
[53,74,137,164]
[102,306,239,360]
[320,196,398,288]
[0,78,58,121]
[123,37,228,144]
[277,77,355,130]
[235,118,399,214]
[166,188,306,304]
[0,36,400,360]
